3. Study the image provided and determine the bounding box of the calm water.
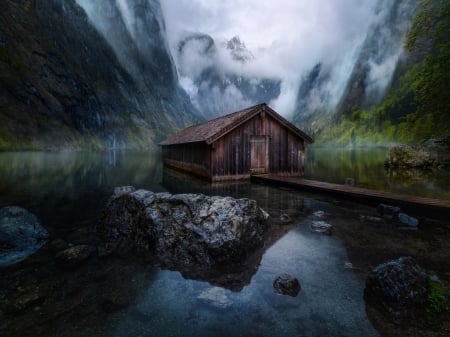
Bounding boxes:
[305,147,450,200]
[0,150,448,337]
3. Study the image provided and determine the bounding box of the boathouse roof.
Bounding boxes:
[160,103,313,146]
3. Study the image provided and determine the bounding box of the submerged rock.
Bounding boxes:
[0,206,49,266]
[273,273,301,297]
[364,257,432,321]
[397,213,419,227]
[198,287,233,309]
[377,204,419,227]
[377,203,401,220]
[47,238,68,253]
[55,245,96,268]
[97,188,270,270]
[279,213,292,224]
[310,221,333,235]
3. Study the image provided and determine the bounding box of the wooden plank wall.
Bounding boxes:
[211,113,305,179]
[162,142,211,178]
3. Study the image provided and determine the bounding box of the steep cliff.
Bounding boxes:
[0,0,201,150]
[175,33,281,119]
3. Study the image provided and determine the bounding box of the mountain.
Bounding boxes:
[175,33,281,119]
[0,0,201,150]
[308,0,450,146]
[292,0,421,143]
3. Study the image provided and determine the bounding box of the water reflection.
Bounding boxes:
[1,151,448,337]
[0,150,164,234]
[305,147,450,199]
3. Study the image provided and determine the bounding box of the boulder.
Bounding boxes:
[97,188,270,270]
[55,245,96,268]
[364,257,430,321]
[385,144,435,168]
[0,206,48,266]
[273,273,301,297]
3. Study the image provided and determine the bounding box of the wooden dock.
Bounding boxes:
[252,175,450,219]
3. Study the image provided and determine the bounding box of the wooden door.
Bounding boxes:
[250,136,269,174]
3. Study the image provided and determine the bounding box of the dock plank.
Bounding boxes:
[252,175,450,219]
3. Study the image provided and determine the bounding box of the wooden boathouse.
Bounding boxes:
[160,103,313,181]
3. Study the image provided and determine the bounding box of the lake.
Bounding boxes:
[0,149,448,337]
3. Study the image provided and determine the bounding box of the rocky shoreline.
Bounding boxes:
[385,136,450,169]
[1,187,449,337]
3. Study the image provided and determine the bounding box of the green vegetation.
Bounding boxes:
[426,278,448,323]
[316,0,450,147]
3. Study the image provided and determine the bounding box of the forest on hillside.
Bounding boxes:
[315,0,450,147]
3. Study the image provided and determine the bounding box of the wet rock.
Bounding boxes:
[47,238,68,253]
[359,215,385,224]
[55,245,95,268]
[344,177,355,186]
[376,204,419,227]
[377,204,401,220]
[97,189,270,269]
[3,286,47,314]
[0,206,49,266]
[313,210,326,218]
[113,186,136,197]
[397,213,419,227]
[310,221,333,235]
[273,273,301,297]
[198,287,233,309]
[279,214,292,224]
[364,256,430,321]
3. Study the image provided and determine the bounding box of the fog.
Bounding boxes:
[75,0,413,118]
[161,0,389,116]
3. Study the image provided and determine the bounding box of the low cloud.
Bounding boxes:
[161,0,409,117]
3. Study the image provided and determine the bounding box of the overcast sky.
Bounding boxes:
[160,0,382,114]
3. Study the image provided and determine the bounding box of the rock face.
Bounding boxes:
[273,273,301,297]
[0,206,48,266]
[97,188,270,270]
[364,256,430,321]
[0,0,200,150]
